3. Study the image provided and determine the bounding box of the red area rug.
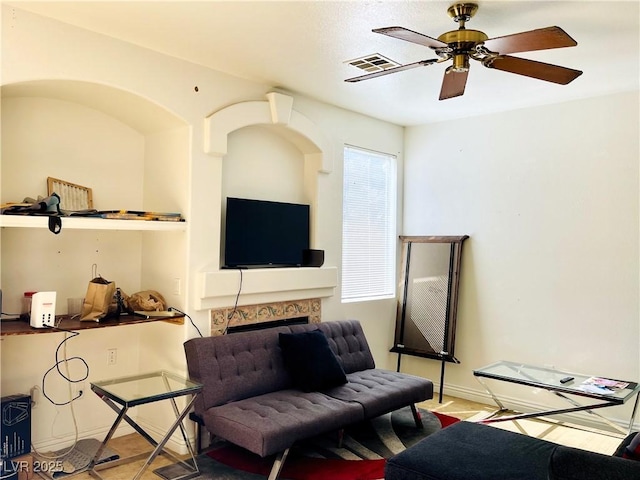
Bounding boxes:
[206,408,459,480]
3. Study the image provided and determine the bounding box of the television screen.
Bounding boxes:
[224,197,310,268]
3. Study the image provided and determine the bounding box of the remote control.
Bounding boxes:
[560,376,574,384]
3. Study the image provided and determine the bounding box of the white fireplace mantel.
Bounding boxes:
[196,266,337,310]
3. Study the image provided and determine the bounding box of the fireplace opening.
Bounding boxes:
[226,316,309,334]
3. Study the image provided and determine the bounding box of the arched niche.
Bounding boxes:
[1,79,190,213]
[1,78,191,311]
[205,92,331,170]
[198,92,337,310]
[1,79,188,134]
[204,91,332,249]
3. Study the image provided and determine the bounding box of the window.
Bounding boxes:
[342,146,397,302]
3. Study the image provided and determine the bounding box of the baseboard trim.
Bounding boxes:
[31,419,194,457]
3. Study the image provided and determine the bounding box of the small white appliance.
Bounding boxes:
[30,291,57,328]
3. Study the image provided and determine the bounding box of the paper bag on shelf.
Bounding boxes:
[80,276,116,321]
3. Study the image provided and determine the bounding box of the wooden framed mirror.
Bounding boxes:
[392,235,468,401]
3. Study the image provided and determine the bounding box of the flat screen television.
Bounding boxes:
[224,197,310,268]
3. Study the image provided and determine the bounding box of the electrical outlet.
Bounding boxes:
[173,278,181,295]
[107,348,117,365]
[73,382,87,400]
[30,385,40,408]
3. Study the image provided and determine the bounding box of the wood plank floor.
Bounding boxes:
[36,395,626,480]
[420,395,625,455]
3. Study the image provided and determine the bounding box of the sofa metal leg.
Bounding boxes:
[188,412,205,454]
[268,448,290,480]
[410,404,424,429]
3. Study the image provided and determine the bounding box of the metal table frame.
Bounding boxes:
[473,360,640,435]
[88,370,202,480]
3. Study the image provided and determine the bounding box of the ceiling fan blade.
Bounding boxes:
[439,68,469,100]
[345,59,438,82]
[373,26,448,49]
[483,26,577,55]
[485,55,583,85]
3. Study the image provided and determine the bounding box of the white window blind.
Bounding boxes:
[342,146,396,302]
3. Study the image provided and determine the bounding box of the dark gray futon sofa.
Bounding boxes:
[184,319,433,480]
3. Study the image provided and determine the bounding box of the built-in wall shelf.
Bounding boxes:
[0,215,187,232]
[197,266,338,310]
[0,314,184,336]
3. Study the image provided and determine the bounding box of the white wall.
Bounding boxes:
[223,125,307,204]
[403,91,640,428]
[1,325,149,448]
[0,5,404,451]
[276,95,405,366]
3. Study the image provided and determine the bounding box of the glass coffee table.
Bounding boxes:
[473,360,640,434]
[88,370,202,480]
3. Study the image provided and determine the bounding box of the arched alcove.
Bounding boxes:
[204,91,332,232]
[1,79,194,452]
[1,79,187,134]
[1,77,191,301]
[198,92,337,310]
[205,92,331,171]
[1,80,190,213]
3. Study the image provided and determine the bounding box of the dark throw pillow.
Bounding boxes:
[279,329,347,392]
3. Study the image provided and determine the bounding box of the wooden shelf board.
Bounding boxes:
[0,314,184,336]
[0,215,186,232]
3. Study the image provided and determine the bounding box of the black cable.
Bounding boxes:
[170,268,243,337]
[233,268,243,311]
[41,326,89,406]
[169,307,203,338]
[224,268,243,334]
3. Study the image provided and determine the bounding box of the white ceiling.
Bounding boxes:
[6,1,640,126]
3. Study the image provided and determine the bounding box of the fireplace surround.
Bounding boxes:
[210,297,321,336]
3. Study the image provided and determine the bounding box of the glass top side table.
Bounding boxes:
[473,360,640,434]
[89,370,203,480]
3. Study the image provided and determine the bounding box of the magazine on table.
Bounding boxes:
[579,377,629,395]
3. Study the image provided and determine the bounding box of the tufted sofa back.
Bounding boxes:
[289,320,375,374]
[184,319,375,416]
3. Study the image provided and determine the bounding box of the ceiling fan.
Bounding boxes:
[345,3,583,100]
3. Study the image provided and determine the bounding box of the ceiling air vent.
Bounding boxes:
[345,54,400,73]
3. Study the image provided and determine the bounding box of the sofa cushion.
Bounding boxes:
[279,329,347,392]
[548,444,640,480]
[325,369,433,418]
[385,421,556,480]
[202,389,364,457]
